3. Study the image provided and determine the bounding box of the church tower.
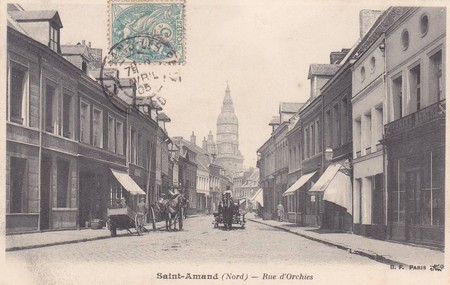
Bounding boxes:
[216,83,244,176]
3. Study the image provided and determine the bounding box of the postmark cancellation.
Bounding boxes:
[109,0,185,64]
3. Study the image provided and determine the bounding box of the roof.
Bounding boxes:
[307,64,341,79]
[268,116,280,126]
[280,102,304,113]
[9,10,63,28]
[351,7,413,60]
[61,45,86,55]
[172,137,210,172]
[157,112,171,122]
[7,14,28,34]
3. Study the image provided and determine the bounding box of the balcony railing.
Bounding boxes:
[385,99,446,137]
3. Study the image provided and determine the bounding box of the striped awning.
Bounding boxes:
[308,161,352,214]
[110,168,146,195]
[283,171,317,196]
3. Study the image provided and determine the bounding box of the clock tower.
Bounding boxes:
[216,83,244,176]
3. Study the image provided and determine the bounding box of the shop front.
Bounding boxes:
[384,100,445,248]
[309,161,353,232]
[283,171,317,225]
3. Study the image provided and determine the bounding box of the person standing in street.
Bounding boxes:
[136,196,148,226]
[277,202,285,222]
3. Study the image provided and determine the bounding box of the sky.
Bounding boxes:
[23,0,390,168]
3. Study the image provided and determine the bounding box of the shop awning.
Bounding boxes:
[250,188,264,207]
[308,162,352,214]
[283,171,317,196]
[110,168,146,195]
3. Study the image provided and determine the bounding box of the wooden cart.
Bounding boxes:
[106,207,148,237]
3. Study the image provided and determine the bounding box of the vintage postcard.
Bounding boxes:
[0,0,448,284]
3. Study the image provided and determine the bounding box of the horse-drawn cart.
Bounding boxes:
[106,206,149,237]
[213,199,246,230]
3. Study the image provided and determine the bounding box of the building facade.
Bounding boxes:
[6,5,167,233]
[383,7,445,247]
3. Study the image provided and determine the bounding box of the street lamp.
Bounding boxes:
[324,147,352,176]
[324,147,334,161]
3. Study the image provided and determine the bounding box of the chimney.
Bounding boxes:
[190,131,196,146]
[329,49,350,64]
[202,137,207,151]
[88,41,91,48]
[359,10,383,39]
[82,40,86,46]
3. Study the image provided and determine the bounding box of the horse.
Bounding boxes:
[221,195,235,230]
[155,194,187,231]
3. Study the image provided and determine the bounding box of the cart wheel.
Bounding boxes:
[178,211,183,231]
[110,228,117,237]
[150,207,157,231]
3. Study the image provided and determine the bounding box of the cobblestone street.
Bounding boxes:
[4,216,391,284]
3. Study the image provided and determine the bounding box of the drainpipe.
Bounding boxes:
[37,54,44,231]
[382,33,389,229]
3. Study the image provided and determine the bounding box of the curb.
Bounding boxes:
[6,215,201,252]
[6,224,166,252]
[248,218,407,266]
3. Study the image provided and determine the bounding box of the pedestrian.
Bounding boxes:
[136,196,147,226]
[277,202,285,222]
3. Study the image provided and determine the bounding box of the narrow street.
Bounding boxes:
[5,215,386,284]
[7,216,379,264]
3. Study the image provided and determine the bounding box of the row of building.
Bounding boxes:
[257,7,445,248]
[5,4,240,234]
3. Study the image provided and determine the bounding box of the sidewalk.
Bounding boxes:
[5,217,190,252]
[248,217,444,266]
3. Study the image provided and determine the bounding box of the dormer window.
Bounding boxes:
[49,25,59,52]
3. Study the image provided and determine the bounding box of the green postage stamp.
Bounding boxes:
[109,0,185,64]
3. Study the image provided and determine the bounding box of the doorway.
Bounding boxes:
[40,155,52,230]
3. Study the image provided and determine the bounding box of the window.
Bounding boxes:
[392,76,403,120]
[130,127,136,164]
[421,151,445,226]
[45,83,57,133]
[370,56,376,73]
[401,29,409,50]
[310,123,315,156]
[325,110,332,148]
[62,93,73,138]
[315,120,320,154]
[57,160,70,208]
[108,116,115,152]
[420,14,429,37]
[10,157,27,213]
[80,101,90,143]
[430,51,443,103]
[390,159,406,224]
[137,133,142,166]
[333,104,340,148]
[49,26,59,52]
[374,106,383,151]
[116,120,124,155]
[354,118,362,158]
[341,97,348,145]
[360,66,366,82]
[93,107,103,147]
[410,65,421,112]
[364,112,372,155]
[9,64,28,125]
[303,127,309,159]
